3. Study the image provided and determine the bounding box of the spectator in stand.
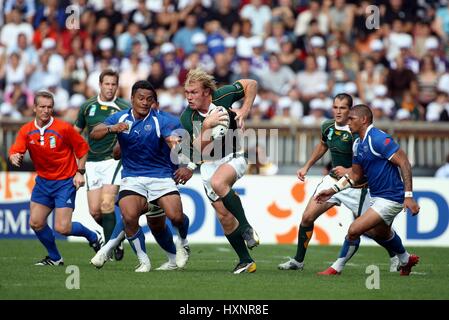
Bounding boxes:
[95,0,123,35]
[432,2,449,41]
[0,8,34,51]
[386,54,418,107]
[294,0,329,37]
[146,60,166,90]
[213,52,232,86]
[296,55,328,110]
[328,0,353,39]
[417,54,440,108]
[230,56,260,84]
[240,0,272,37]
[424,37,449,73]
[209,0,240,35]
[278,36,304,73]
[259,53,295,98]
[426,91,449,122]
[4,0,36,24]
[173,13,203,55]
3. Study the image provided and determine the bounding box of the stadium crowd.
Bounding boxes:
[0,0,449,123]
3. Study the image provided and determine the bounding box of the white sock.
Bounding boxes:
[180,238,189,247]
[166,252,176,264]
[101,231,125,256]
[331,258,346,272]
[397,251,410,265]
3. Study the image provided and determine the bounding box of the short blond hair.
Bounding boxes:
[185,68,217,92]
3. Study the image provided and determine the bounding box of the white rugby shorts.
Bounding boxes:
[86,159,122,191]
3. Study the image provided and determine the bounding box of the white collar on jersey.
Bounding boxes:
[362,124,374,142]
[97,95,118,107]
[34,116,54,132]
[130,108,152,122]
[334,122,350,131]
[198,103,216,117]
[34,117,54,145]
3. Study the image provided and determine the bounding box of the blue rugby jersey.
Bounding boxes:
[353,125,404,203]
[104,108,181,179]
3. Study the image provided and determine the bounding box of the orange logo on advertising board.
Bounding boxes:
[267,181,338,245]
[0,172,36,200]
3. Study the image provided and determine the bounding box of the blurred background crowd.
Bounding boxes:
[0,0,449,125]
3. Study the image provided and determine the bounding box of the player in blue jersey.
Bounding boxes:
[316,104,420,276]
[89,81,190,272]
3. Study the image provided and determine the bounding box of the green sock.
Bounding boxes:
[102,213,116,242]
[221,189,250,231]
[294,224,314,263]
[225,225,253,263]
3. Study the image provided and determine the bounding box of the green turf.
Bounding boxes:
[0,240,448,300]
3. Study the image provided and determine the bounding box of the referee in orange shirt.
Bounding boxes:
[9,91,103,266]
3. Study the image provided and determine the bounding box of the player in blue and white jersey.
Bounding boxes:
[89,81,190,272]
[316,104,420,276]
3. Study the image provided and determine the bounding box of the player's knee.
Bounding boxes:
[301,214,315,227]
[29,218,45,231]
[170,214,184,227]
[210,178,227,197]
[219,214,237,232]
[101,194,116,213]
[100,201,114,214]
[347,225,361,240]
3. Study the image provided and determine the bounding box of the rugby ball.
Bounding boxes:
[207,105,230,140]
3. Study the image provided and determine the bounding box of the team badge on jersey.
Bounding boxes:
[341,133,349,141]
[327,128,334,141]
[144,124,152,131]
[101,105,108,110]
[49,136,56,149]
[89,106,96,116]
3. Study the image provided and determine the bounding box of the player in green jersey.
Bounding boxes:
[74,69,129,260]
[278,93,402,274]
[180,68,259,274]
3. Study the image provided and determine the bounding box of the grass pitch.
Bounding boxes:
[0,240,448,300]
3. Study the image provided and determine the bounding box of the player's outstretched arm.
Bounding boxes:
[315,164,363,203]
[90,123,129,140]
[297,141,328,181]
[389,149,420,215]
[231,79,257,130]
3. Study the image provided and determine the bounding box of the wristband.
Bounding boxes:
[187,162,197,171]
[332,173,354,193]
[404,191,413,198]
[77,168,86,175]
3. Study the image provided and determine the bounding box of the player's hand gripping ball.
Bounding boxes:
[207,105,230,140]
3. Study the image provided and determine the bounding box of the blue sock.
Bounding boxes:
[110,216,125,240]
[70,222,97,243]
[338,237,360,260]
[127,228,147,254]
[34,225,61,261]
[153,226,176,255]
[174,213,189,240]
[330,237,361,272]
[377,231,406,255]
[365,232,396,257]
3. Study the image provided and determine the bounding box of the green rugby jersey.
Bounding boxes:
[321,119,355,170]
[180,82,244,162]
[75,96,130,162]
